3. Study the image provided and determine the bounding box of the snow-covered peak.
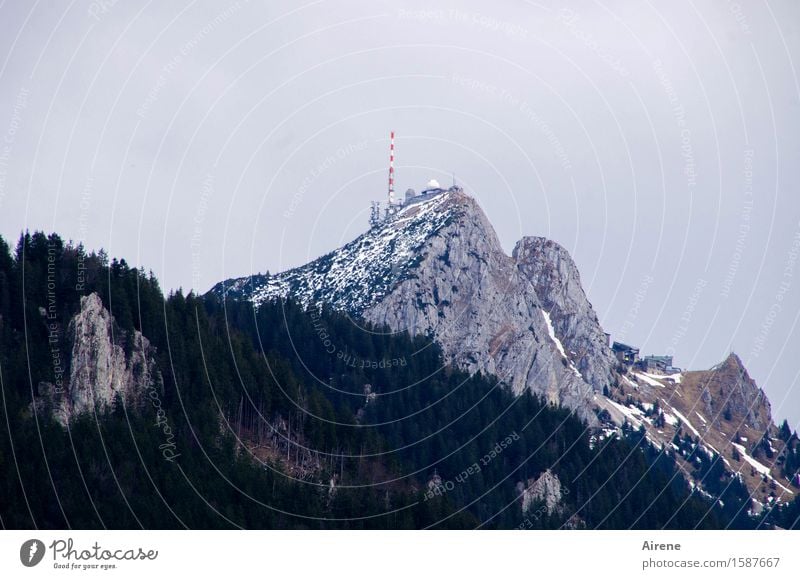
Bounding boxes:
[209,189,472,314]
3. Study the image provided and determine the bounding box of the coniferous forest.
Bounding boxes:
[1,232,798,529]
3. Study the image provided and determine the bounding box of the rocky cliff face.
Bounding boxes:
[361,192,595,419]
[700,353,772,432]
[38,292,161,425]
[211,189,597,422]
[513,237,617,393]
[519,469,564,516]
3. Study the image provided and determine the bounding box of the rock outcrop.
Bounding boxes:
[38,292,161,425]
[520,469,564,516]
[700,353,772,432]
[513,236,617,394]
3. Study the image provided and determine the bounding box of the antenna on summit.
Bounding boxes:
[450,172,462,193]
[387,131,395,210]
[369,130,450,228]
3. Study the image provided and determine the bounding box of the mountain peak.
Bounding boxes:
[209,185,598,421]
[720,351,747,373]
[513,236,617,393]
[513,237,586,310]
[209,187,488,314]
[707,351,771,427]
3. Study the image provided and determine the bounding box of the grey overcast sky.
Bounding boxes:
[1,1,799,427]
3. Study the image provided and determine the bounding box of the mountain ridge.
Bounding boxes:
[3,229,797,528]
[208,188,794,504]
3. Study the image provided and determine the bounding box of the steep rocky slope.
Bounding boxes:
[211,189,603,421]
[596,353,794,507]
[360,192,596,418]
[513,236,618,394]
[37,292,161,425]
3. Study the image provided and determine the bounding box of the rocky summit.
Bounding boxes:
[513,236,618,395]
[210,189,607,423]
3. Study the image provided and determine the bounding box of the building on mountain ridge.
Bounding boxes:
[640,354,681,374]
[612,341,639,366]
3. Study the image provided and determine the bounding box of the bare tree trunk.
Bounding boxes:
[237,395,243,439]
[287,415,291,461]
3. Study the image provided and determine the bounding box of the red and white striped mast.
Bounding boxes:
[387,130,395,208]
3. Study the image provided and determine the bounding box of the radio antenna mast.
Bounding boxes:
[387,131,395,208]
